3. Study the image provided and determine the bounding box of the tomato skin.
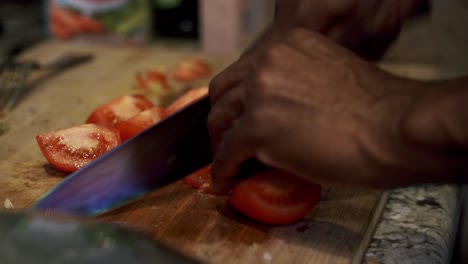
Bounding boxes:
[36,124,121,173]
[115,107,165,141]
[183,164,212,193]
[86,94,154,126]
[229,170,321,225]
[173,59,211,82]
[165,87,208,116]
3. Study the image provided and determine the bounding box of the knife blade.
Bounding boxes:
[32,96,212,217]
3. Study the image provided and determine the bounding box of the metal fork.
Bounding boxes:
[0,53,93,113]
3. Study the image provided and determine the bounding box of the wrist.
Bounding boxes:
[400,77,468,184]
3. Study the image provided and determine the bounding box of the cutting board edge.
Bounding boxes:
[352,190,389,264]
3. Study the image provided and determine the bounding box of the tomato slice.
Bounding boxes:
[230,170,321,225]
[135,70,168,92]
[173,58,211,82]
[86,94,154,126]
[115,107,165,141]
[36,124,121,173]
[183,164,212,193]
[165,86,208,116]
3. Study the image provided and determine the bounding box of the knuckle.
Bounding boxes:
[286,28,316,42]
[261,43,289,63]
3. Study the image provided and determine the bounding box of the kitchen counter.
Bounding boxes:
[0,40,463,264]
[363,63,463,264]
[364,185,460,264]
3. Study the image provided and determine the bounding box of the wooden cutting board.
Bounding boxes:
[0,40,386,264]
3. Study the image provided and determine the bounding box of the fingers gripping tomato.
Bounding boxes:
[36,124,121,172]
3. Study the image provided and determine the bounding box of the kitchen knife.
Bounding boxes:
[32,96,212,217]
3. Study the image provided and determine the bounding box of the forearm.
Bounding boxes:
[403,76,468,184]
[243,0,429,60]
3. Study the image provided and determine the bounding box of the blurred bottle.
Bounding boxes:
[200,0,273,54]
[152,0,199,39]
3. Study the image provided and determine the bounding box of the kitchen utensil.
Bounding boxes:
[0,53,93,112]
[32,96,212,217]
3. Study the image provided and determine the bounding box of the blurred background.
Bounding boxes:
[1,0,467,75]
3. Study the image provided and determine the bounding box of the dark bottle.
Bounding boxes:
[152,0,199,39]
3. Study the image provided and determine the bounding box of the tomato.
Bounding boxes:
[135,70,168,92]
[172,58,211,82]
[230,170,321,225]
[115,107,165,141]
[36,124,121,173]
[86,94,154,126]
[165,87,208,116]
[50,5,82,37]
[183,164,212,193]
[78,16,104,34]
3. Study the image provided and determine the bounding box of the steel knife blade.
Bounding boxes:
[31,96,212,217]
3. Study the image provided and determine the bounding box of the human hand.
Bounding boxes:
[246,0,427,60]
[208,28,446,194]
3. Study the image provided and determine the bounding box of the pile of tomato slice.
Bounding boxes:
[36,59,322,225]
[36,87,209,173]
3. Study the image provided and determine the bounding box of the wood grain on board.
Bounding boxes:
[0,40,386,264]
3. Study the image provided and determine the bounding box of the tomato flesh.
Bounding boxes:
[183,164,212,193]
[115,107,165,141]
[173,58,211,82]
[230,170,321,225]
[86,94,154,126]
[135,70,168,92]
[36,124,121,172]
[165,86,208,116]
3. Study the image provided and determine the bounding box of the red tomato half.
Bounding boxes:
[115,107,165,141]
[36,124,121,173]
[86,94,154,126]
[173,58,211,82]
[183,164,212,193]
[230,170,321,225]
[165,86,208,116]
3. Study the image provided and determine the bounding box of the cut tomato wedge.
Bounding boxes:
[183,164,212,193]
[135,70,168,93]
[165,86,208,116]
[115,107,165,141]
[173,58,211,82]
[230,170,321,225]
[36,124,121,173]
[86,94,154,126]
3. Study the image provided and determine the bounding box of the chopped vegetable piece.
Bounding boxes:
[36,124,121,172]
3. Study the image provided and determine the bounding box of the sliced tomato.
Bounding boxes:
[36,124,121,173]
[86,94,154,126]
[135,70,168,93]
[115,107,165,141]
[165,86,208,116]
[183,164,212,193]
[173,58,211,82]
[230,170,321,225]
